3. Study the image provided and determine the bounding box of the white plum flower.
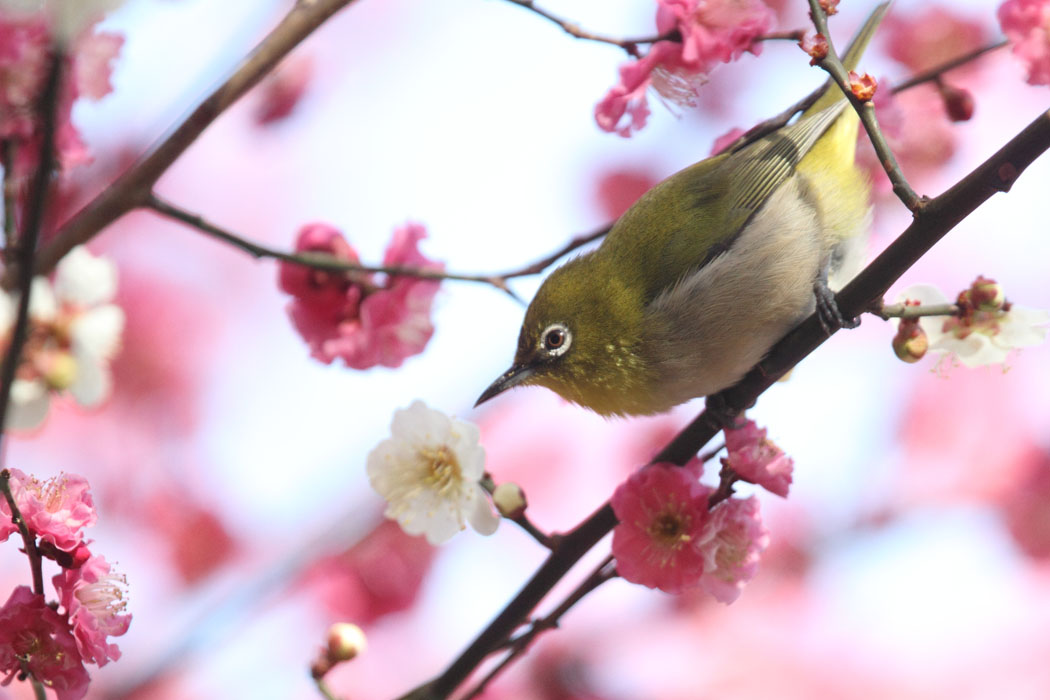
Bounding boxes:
[1,245,124,430]
[896,283,1049,369]
[367,400,499,545]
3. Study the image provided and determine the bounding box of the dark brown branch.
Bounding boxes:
[0,50,62,456]
[504,0,672,56]
[22,0,362,287]
[1,470,44,595]
[458,556,617,700]
[409,108,1050,699]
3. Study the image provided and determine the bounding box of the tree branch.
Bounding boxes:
[20,0,362,287]
[1,469,44,596]
[503,0,672,56]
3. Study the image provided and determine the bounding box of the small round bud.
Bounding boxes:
[326,622,366,662]
[938,84,974,122]
[819,0,840,15]
[42,352,78,391]
[893,319,928,363]
[967,275,1005,312]
[492,482,527,518]
[848,71,878,102]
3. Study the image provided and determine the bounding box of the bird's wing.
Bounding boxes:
[601,101,849,305]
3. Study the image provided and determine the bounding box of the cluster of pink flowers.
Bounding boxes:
[595,0,775,136]
[0,469,130,699]
[278,222,443,369]
[0,8,123,198]
[610,419,790,601]
[999,0,1050,85]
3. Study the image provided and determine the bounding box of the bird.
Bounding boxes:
[476,4,887,417]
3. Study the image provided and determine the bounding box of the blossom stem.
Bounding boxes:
[22,0,363,288]
[875,302,960,320]
[892,39,1009,94]
[144,192,611,303]
[456,555,617,700]
[0,50,63,457]
[503,0,673,56]
[1,470,44,596]
[806,0,923,212]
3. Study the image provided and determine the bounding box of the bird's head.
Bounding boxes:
[476,257,649,416]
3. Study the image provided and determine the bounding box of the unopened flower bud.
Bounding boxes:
[967,275,1005,312]
[492,482,527,518]
[800,34,829,65]
[327,622,366,662]
[819,0,840,15]
[41,352,78,391]
[893,319,928,363]
[848,71,878,101]
[938,83,974,122]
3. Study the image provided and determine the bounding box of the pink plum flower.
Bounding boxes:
[0,586,90,700]
[0,469,96,552]
[0,9,123,188]
[595,0,774,136]
[52,553,131,667]
[699,495,769,603]
[611,464,716,594]
[999,0,1050,86]
[279,222,442,369]
[722,419,794,498]
[884,6,989,74]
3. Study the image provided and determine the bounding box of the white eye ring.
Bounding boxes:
[541,324,571,357]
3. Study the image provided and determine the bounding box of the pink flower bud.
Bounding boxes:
[938,83,975,122]
[849,71,878,101]
[893,318,929,363]
[800,33,829,65]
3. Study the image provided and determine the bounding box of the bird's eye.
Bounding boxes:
[541,324,571,356]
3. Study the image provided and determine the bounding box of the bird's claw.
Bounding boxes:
[813,280,860,334]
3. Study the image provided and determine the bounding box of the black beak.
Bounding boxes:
[475,364,535,408]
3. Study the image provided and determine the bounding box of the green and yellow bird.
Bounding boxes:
[477,4,887,417]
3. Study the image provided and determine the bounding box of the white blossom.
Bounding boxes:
[896,284,1049,369]
[367,401,498,545]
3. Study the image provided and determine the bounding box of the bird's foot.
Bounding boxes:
[813,279,860,335]
[705,393,747,431]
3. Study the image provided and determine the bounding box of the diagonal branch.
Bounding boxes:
[19,0,362,288]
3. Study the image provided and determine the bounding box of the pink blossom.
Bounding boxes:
[53,554,131,666]
[0,586,90,700]
[0,469,96,551]
[884,7,989,74]
[699,496,769,604]
[596,0,773,136]
[301,519,435,624]
[254,56,313,125]
[0,13,122,185]
[722,420,794,497]
[280,222,442,369]
[611,464,716,594]
[999,0,1050,86]
[594,169,658,220]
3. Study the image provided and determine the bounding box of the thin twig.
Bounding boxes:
[410,108,1050,700]
[892,39,1009,94]
[314,678,342,700]
[145,193,611,302]
[807,0,922,212]
[1,470,44,595]
[875,302,958,320]
[504,0,672,56]
[509,512,556,549]
[0,50,63,454]
[22,0,363,287]
[457,555,617,700]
